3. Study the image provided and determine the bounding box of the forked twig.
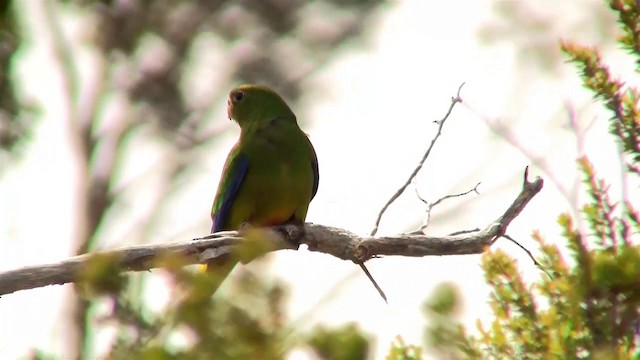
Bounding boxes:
[413,182,481,233]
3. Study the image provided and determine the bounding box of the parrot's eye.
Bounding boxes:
[232,91,244,102]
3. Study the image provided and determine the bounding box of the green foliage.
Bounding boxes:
[78,253,129,296]
[424,283,480,359]
[419,1,640,359]
[610,0,640,69]
[420,173,640,359]
[386,337,423,360]
[0,0,37,161]
[560,42,640,171]
[560,1,640,173]
[64,250,375,360]
[307,323,371,360]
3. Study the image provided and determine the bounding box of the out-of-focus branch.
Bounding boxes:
[43,1,80,123]
[0,169,542,296]
[42,3,94,359]
[464,101,578,210]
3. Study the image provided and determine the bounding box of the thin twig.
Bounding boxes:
[414,182,481,233]
[358,263,387,303]
[502,234,551,278]
[416,182,481,207]
[370,83,465,237]
[446,228,481,237]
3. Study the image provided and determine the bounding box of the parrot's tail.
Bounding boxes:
[201,256,238,295]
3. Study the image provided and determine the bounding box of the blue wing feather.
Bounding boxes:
[211,152,250,233]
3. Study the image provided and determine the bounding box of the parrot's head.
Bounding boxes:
[227,84,297,128]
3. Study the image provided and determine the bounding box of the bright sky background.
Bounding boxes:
[1,0,638,359]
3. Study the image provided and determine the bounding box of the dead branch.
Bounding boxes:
[370,83,465,236]
[0,168,542,296]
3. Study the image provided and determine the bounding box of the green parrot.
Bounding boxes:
[205,84,319,289]
[207,84,386,302]
[211,84,318,233]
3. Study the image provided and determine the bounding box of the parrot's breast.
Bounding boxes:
[225,126,315,229]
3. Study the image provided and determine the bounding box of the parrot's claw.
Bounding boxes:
[276,222,306,250]
[237,222,253,235]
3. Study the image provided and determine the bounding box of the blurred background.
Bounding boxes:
[0,0,636,358]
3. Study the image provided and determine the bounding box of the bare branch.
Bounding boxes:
[370,83,465,237]
[0,170,542,296]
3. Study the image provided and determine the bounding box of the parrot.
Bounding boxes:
[205,84,319,292]
[206,84,386,302]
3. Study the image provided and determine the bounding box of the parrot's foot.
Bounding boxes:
[237,222,253,234]
[276,222,306,250]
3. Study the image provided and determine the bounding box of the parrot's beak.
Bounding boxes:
[227,99,232,120]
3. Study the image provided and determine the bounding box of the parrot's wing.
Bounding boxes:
[311,152,319,200]
[211,149,249,233]
[307,135,319,200]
